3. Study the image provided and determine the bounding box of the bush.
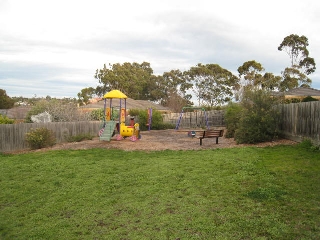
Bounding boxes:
[234,90,280,144]
[0,114,14,124]
[90,108,104,121]
[128,109,172,130]
[224,102,242,138]
[301,96,319,102]
[65,133,94,142]
[25,100,48,123]
[25,127,56,149]
[298,138,320,151]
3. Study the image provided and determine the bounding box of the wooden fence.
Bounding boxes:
[1,102,319,152]
[278,101,320,145]
[0,121,101,152]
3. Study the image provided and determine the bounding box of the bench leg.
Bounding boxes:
[216,137,219,144]
[200,138,203,146]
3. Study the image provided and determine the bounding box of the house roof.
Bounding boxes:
[3,106,32,120]
[81,98,172,112]
[272,87,320,98]
[285,87,320,96]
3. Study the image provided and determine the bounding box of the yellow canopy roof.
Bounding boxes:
[103,90,128,99]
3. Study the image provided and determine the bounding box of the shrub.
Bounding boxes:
[25,127,56,149]
[128,109,171,130]
[235,90,280,144]
[298,138,320,151]
[301,96,319,102]
[0,114,14,124]
[25,100,48,123]
[90,108,104,121]
[224,102,242,138]
[65,133,94,142]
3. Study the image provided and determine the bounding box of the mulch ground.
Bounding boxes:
[10,129,298,154]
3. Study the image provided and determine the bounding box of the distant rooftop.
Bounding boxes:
[81,98,172,112]
[285,87,320,96]
[273,87,320,98]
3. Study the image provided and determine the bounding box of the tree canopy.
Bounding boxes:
[186,63,239,107]
[77,87,96,106]
[94,62,156,100]
[76,33,316,108]
[237,60,282,93]
[0,89,14,109]
[278,34,316,90]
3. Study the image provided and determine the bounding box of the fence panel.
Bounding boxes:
[278,101,320,145]
[0,121,101,152]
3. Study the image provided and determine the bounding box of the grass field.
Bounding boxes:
[0,143,319,239]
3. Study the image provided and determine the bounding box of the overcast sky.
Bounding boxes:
[1,0,320,99]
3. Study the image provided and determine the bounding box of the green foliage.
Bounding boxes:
[94,62,158,100]
[129,108,172,130]
[237,61,283,94]
[235,90,280,144]
[90,108,104,121]
[280,67,311,91]
[224,102,242,138]
[65,133,94,143]
[0,89,14,109]
[25,100,50,122]
[186,63,239,106]
[77,87,95,106]
[0,114,14,124]
[278,34,316,75]
[25,127,56,149]
[282,98,301,104]
[298,138,320,151]
[301,95,319,102]
[278,34,316,91]
[128,108,140,118]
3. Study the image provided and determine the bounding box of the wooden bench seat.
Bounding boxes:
[198,129,224,145]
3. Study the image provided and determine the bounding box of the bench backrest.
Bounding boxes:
[203,129,224,138]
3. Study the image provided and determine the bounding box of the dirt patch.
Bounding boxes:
[12,129,298,154]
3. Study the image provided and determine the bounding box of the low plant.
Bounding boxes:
[301,96,319,102]
[129,108,170,130]
[25,127,56,149]
[65,133,94,142]
[299,138,320,151]
[90,108,104,121]
[0,114,14,124]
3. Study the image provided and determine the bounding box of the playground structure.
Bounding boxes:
[146,108,152,131]
[175,107,209,130]
[99,90,140,141]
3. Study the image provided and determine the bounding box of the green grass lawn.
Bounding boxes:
[0,144,319,239]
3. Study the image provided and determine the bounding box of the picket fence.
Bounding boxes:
[0,121,101,152]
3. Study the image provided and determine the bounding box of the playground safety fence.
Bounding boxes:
[162,110,225,128]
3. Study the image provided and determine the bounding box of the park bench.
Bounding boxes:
[198,129,224,145]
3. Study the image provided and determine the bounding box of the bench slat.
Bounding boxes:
[199,129,224,145]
